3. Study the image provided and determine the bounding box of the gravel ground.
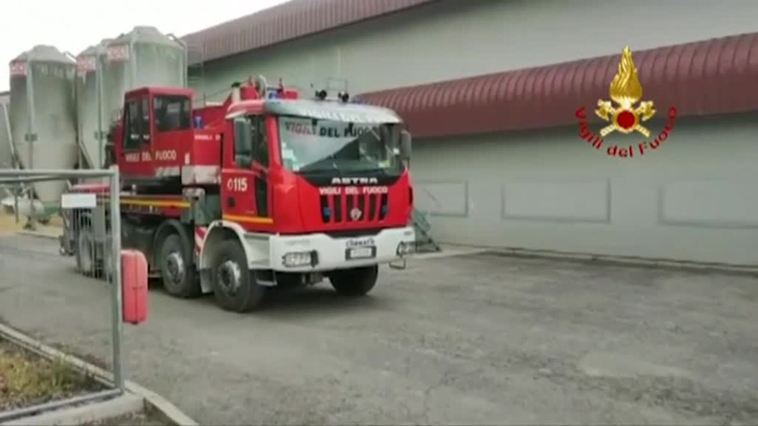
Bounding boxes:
[0,234,757,425]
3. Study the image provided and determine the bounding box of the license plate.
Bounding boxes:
[346,246,376,260]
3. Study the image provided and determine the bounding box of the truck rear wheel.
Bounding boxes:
[210,240,266,312]
[159,233,200,298]
[76,224,95,276]
[329,265,378,296]
[101,235,114,282]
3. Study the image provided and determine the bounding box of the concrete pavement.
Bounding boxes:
[0,234,757,425]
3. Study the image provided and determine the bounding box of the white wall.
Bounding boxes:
[412,114,758,266]
[197,0,758,100]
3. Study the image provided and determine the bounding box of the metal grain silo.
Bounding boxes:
[9,45,77,208]
[76,39,111,169]
[100,26,187,128]
[0,91,14,170]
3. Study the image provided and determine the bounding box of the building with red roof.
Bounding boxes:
[183,0,758,265]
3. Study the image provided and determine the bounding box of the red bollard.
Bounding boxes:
[121,250,148,325]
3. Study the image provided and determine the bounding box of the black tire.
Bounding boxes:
[76,224,95,276]
[100,235,114,283]
[159,233,201,298]
[210,240,266,312]
[329,266,378,296]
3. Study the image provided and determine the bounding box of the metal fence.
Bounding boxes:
[60,187,115,281]
[0,168,124,422]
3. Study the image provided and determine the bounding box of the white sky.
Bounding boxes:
[0,0,289,91]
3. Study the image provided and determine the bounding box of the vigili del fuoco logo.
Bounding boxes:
[575,47,677,158]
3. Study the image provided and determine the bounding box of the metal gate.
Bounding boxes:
[0,168,124,422]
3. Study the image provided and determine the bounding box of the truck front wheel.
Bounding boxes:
[329,265,378,296]
[210,240,266,312]
[159,234,200,298]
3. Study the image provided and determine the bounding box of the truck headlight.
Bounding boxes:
[396,241,415,256]
[282,251,317,267]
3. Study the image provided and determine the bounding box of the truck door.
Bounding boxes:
[120,95,152,178]
[221,115,273,230]
[250,116,270,219]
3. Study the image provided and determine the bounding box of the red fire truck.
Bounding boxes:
[60,77,416,312]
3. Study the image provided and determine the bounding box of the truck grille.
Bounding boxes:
[320,193,388,223]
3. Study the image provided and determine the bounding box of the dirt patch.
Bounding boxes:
[0,338,102,412]
[0,212,22,235]
[0,211,62,237]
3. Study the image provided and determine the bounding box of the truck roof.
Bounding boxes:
[227,98,403,124]
[126,86,195,98]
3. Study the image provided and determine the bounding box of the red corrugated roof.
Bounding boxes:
[357,33,758,138]
[182,0,435,63]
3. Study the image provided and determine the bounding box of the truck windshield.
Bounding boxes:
[278,116,402,174]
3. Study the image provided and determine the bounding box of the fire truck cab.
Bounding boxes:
[65,78,416,312]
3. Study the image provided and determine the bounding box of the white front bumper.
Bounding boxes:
[267,226,416,272]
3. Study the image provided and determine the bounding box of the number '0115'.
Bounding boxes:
[227,177,248,192]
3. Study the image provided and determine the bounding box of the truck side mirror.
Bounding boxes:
[400,130,412,160]
[234,118,253,167]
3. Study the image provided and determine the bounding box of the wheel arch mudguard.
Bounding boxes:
[199,220,270,270]
[198,220,270,293]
